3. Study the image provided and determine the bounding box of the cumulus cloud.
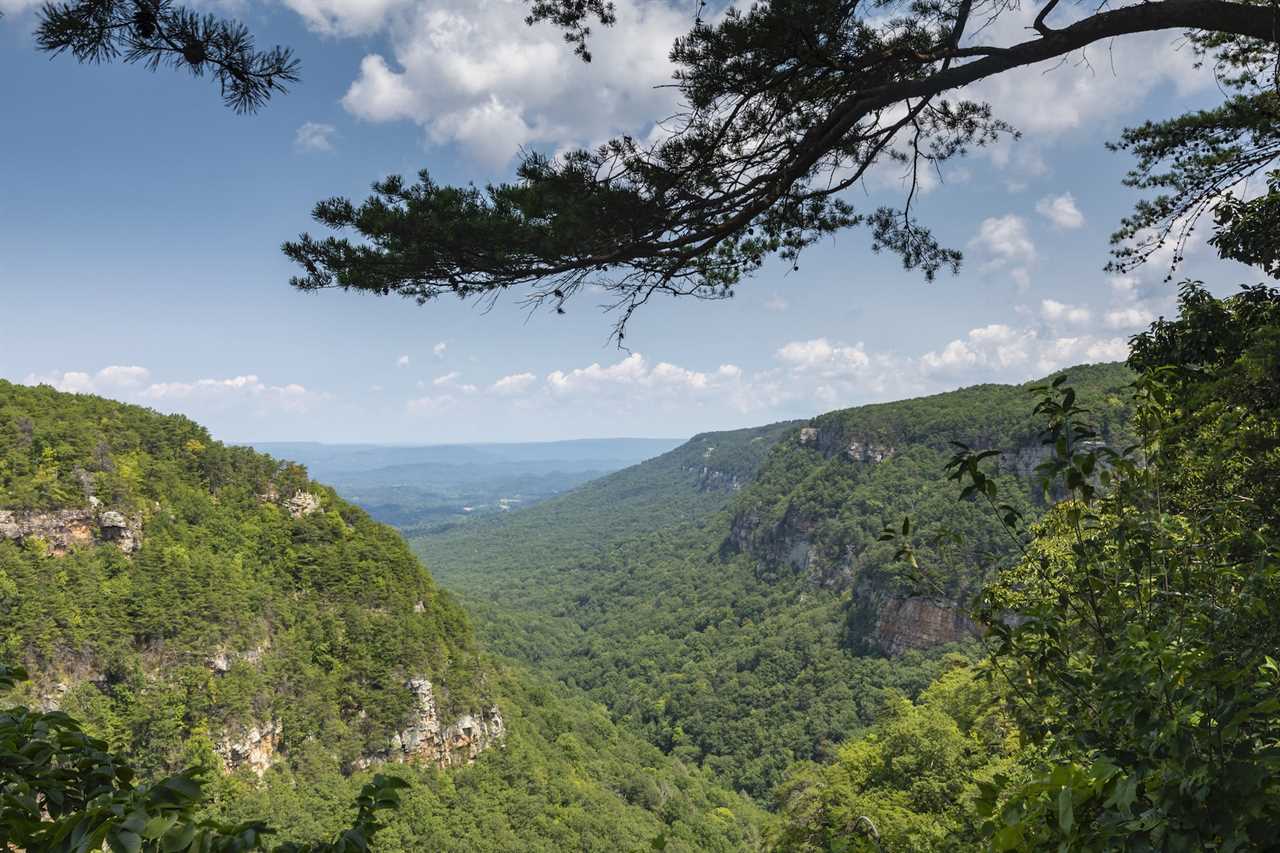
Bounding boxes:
[1105,306,1155,330]
[24,365,151,394]
[921,324,1036,376]
[139,375,324,413]
[295,122,338,152]
[490,371,537,395]
[1036,193,1084,229]
[971,215,1036,267]
[397,354,411,367]
[775,338,871,376]
[1041,299,1091,326]
[1035,336,1130,372]
[970,215,1036,288]
[22,366,329,417]
[433,342,447,358]
[961,4,1210,138]
[339,0,688,167]
[764,294,790,312]
[433,371,478,393]
[545,353,716,396]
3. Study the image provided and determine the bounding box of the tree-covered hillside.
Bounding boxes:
[413,364,1134,799]
[0,380,769,850]
[0,380,485,768]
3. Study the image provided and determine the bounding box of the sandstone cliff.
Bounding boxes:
[0,505,141,555]
[354,677,505,772]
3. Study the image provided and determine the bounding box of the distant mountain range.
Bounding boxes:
[251,437,685,530]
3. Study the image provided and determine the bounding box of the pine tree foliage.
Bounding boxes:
[31,0,298,112]
[285,0,1280,338]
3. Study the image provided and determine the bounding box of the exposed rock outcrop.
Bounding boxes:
[689,465,746,492]
[0,507,141,555]
[217,721,282,777]
[285,491,322,518]
[846,438,895,464]
[868,595,977,656]
[208,644,267,673]
[356,677,505,771]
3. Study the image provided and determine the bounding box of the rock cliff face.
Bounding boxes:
[213,677,505,777]
[216,721,282,777]
[866,595,977,656]
[689,465,747,492]
[356,678,505,771]
[0,506,141,555]
[730,419,1045,655]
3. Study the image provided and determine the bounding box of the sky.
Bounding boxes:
[0,0,1258,443]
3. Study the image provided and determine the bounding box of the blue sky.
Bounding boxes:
[0,0,1255,443]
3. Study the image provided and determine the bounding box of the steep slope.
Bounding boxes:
[0,380,767,850]
[0,380,491,774]
[420,419,799,587]
[729,361,1135,653]
[413,363,1135,798]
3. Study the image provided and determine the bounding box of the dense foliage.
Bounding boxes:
[0,662,409,853]
[415,369,1130,800]
[763,285,1280,849]
[731,365,1132,602]
[207,665,769,852]
[774,662,1025,852]
[969,284,1280,849]
[0,380,483,769]
[0,381,770,850]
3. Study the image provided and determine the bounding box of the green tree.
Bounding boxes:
[0,663,408,852]
[11,0,298,111]
[284,0,1280,337]
[935,284,1280,849]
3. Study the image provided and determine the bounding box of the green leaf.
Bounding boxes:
[1057,786,1074,835]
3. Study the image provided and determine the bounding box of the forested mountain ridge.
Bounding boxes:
[0,379,768,850]
[0,379,491,775]
[727,362,1135,654]
[251,438,685,531]
[418,418,800,586]
[413,363,1133,798]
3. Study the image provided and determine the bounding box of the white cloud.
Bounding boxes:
[0,0,41,14]
[433,371,477,393]
[775,338,871,376]
[23,365,151,395]
[961,4,1211,139]
[21,365,332,427]
[339,0,688,167]
[971,215,1036,267]
[764,294,790,312]
[921,324,1036,376]
[433,342,447,358]
[139,375,324,413]
[294,122,338,152]
[1109,275,1140,299]
[1036,193,1084,229]
[397,354,411,367]
[283,0,410,35]
[490,371,537,395]
[1036,336,1130,372]
[1041,299,1091,326]
[1105,306,1155,330]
